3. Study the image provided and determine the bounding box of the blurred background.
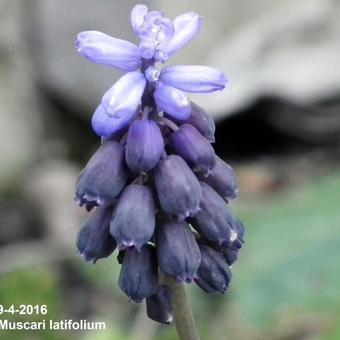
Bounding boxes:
[1,0,340,339]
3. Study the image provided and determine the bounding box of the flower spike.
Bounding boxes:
[74,3,245,326]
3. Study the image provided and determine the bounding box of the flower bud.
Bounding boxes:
[195,244,232,293]
[198,156,237,200]
[165,102,215,143]
[159,65,227,93]
[118,245,158,303]
[93,71,146,138]
[75,31,141,71]
[154,155,201,220]
[146,285,173,324]
[75,141,127,210]
[126,118,164,173]
[231,217,245,248]
[187,102,215,143]
[131,5,174,56]
[192,182,234,246]
[110,184,155,250]
[169,124,215,174]
[92,104,135,139]
[130,5,148,35]
[138,39,156,59]
[154,84,191,121]
[117,250,125,264]
[222,217,245,265]
[159,11,202,57]
[156,221,201,282]
[76,204,116,263]
[222,246,239,266]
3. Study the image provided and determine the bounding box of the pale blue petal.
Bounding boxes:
[75,31,141,71]
[91,104,135,138]
[139,39,156,59]
[154,49,168,62]
[147,15,174,43]
[158,12,202,57]
[92,71,146,137]
[160,65,227,93]
[131,4,148,36]
[154,84,191,120]
[101,71,146,117]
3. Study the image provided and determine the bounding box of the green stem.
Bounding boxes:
[163,275,201,340]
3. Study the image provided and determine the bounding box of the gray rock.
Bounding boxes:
[0,0,42,191]
[22,0,340,120]
[30,0,139,115]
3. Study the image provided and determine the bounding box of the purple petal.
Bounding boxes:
[158,12,202,57]
[145,66,160,82]
[154,49,168,63]
[160,65,227,93]
[92,104,134,138]
[76,204,116,263]
[156,220,201,282]
[169,124,216,174]
[198,156,238,200]
[110,184,155,251]
[146,286,173,324]
[126,118,164,173]
[141,11,174,43]
[139,39,156,59]
[154,155,201,220]
[150,16,174,44]
[131,4,148,35]
[75,141,128,205]
[75,31,141,71]
[101,70,146,117]
[154,84,191,120]
[192,182,234,246]
[195,244,232,294]
[132,5,174,54]
[118,245,158,303]
[185,102,216,143]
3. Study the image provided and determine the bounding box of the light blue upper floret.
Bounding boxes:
[75,4,227,138]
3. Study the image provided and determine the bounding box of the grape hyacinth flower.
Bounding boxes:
[74,3,245,333]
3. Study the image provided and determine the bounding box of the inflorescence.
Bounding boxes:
[74,4,245,324]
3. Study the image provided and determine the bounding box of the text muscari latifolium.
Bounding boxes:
[0,319,106,331]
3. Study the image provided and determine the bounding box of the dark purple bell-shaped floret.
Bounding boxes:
[222,246,239,266]
[195,244,232,293]
[118,245,159,303]
[169,124,215,174]
[199,155,237,200]
[126,118,164,173]
[76,204,117,263]
[192,182,234,246]
[156,220,201,282]
[185,102,216,143]
[154,155,201,220]
[75,141,128,210]
[146,285,173,324]
[165,102,216,143]
[222,217,245,265]
[231,217,245,248]
[110,184,155,250]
